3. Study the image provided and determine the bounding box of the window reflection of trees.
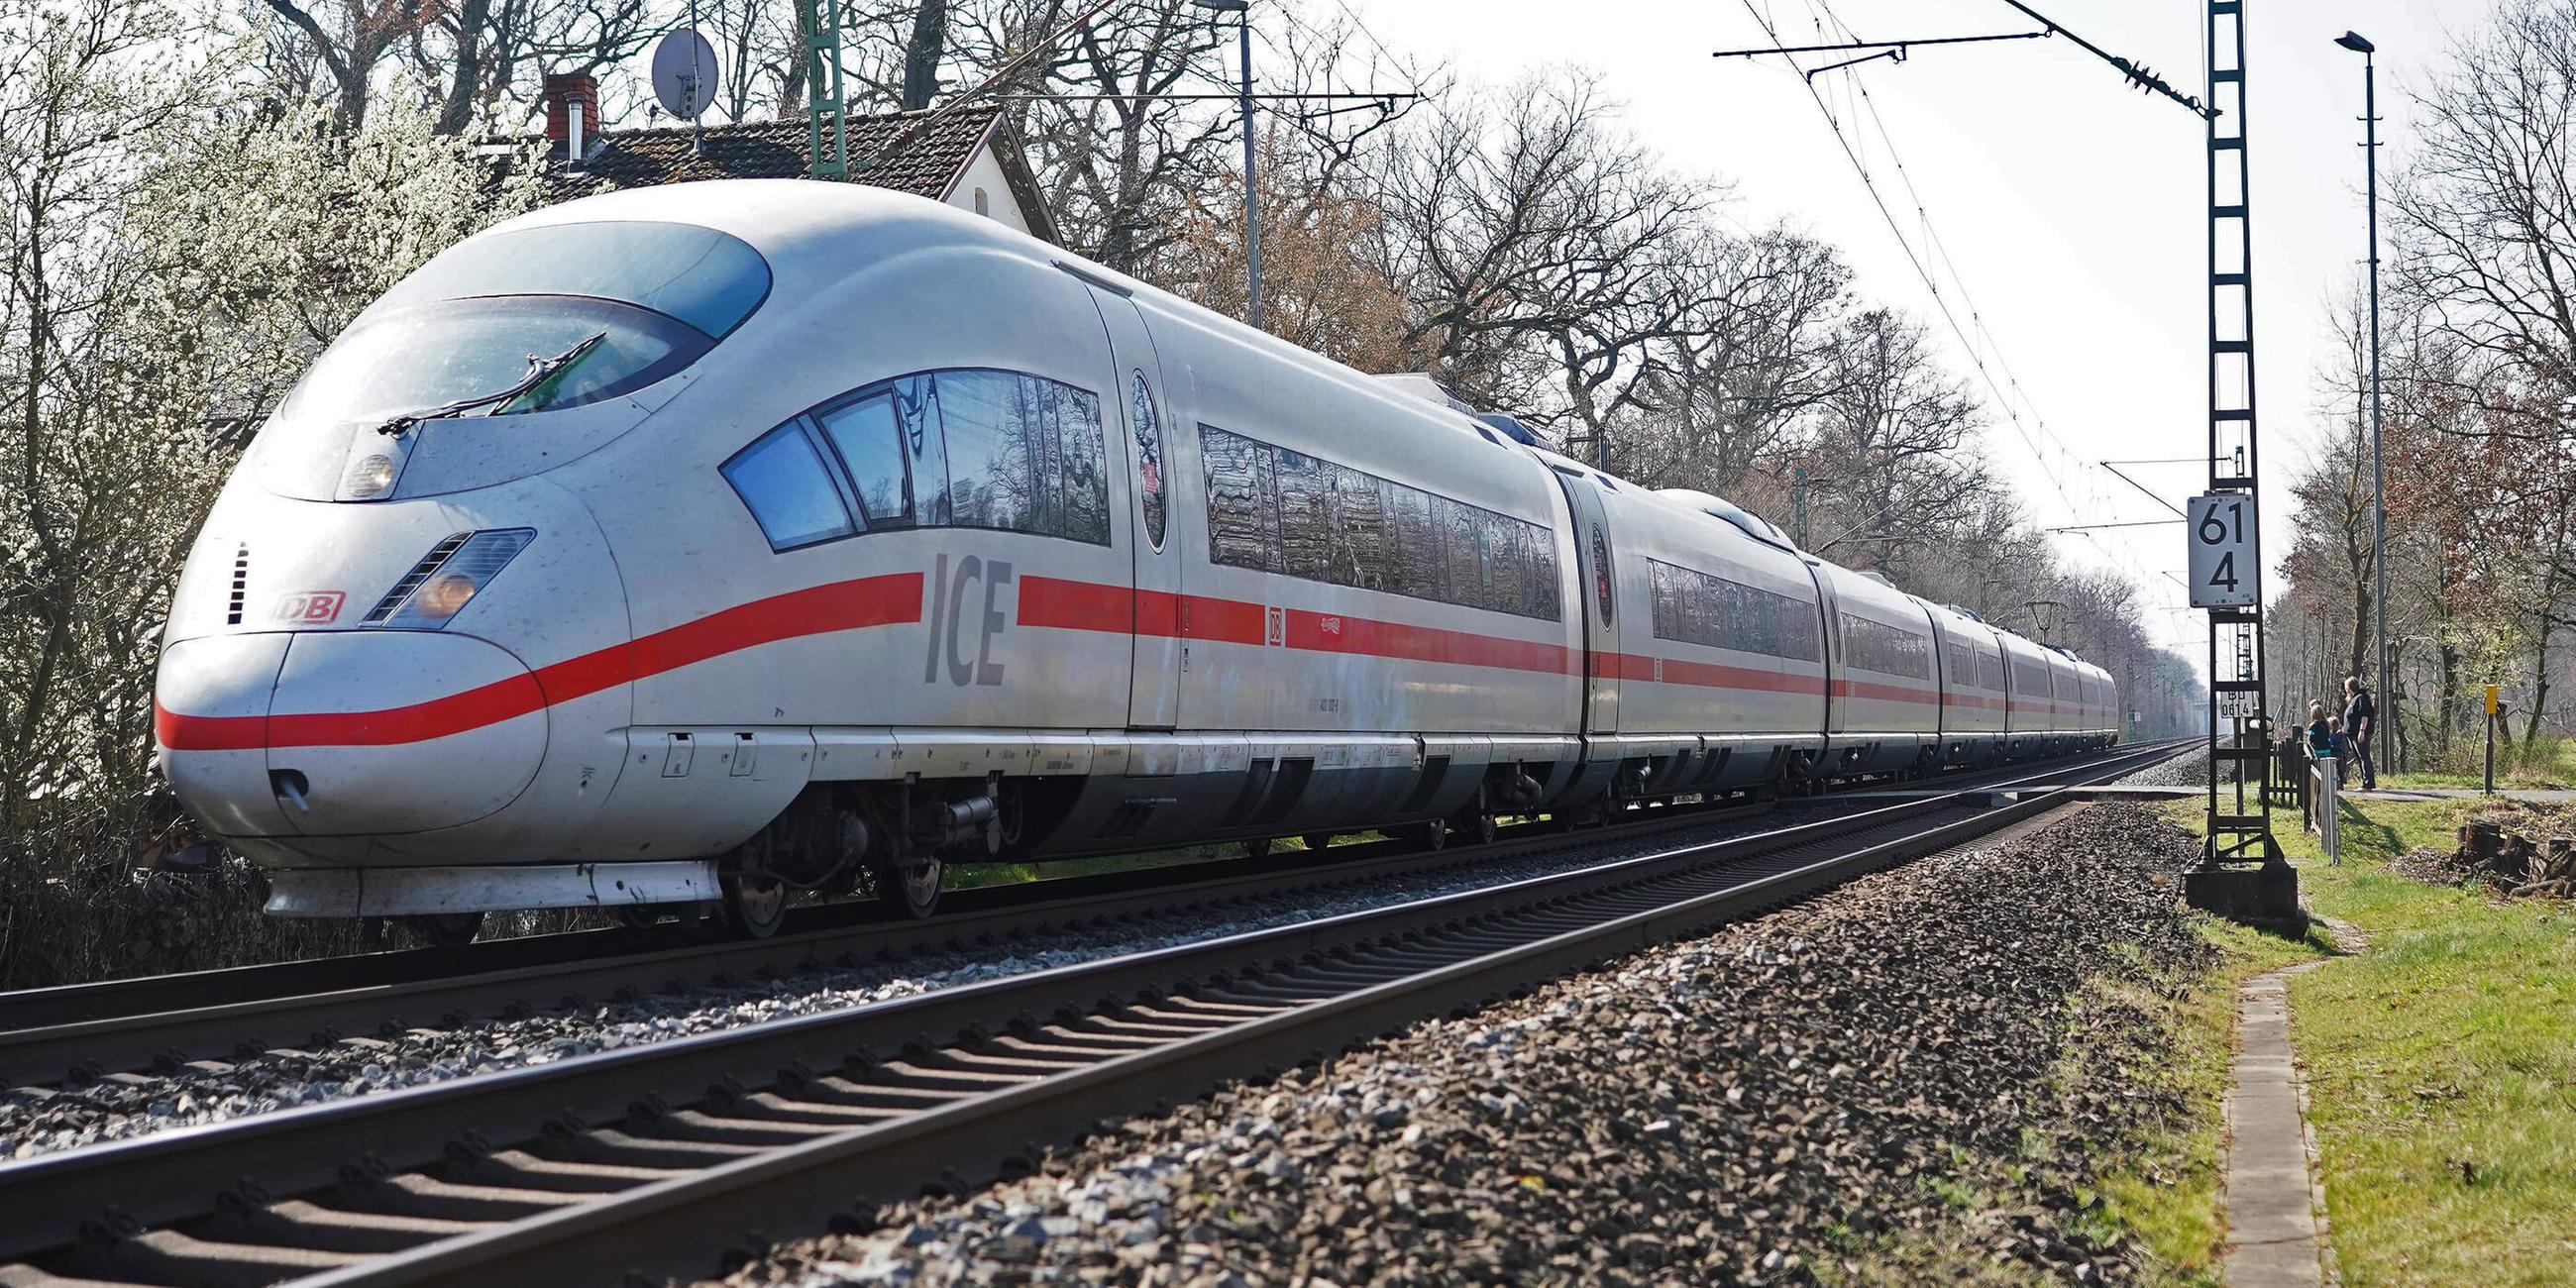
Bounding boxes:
[1648,558,1822,662]
[1837,613,1932,680]
[720,368,1109,551]
[1199,424,1558,622]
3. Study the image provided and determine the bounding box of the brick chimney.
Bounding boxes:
[543,72,599,163]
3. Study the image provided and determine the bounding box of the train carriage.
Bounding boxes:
[1544,469,1833,805]
[1811,565,1944,779]
[153,180,2125,938]
[1922,602,2009,766]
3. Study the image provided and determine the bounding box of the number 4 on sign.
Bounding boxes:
[2187,492,2260,608]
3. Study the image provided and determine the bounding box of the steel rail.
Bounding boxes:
[0,798,1772,1086]
[0,741,2190,1283]
[0,744,2175,1086]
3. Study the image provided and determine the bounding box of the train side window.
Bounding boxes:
[1383,483,1444,602]
[1839,613,1932,679]
[814,392,911,528]
[1200,425,1282,571]
[1129,372,1167,550]
[1530,532,1560,620]
[1275,449,1336,583]
[1645,557,1820,662]
[1484,510,1527,615]
[892,376,950,526]
[936,370,1039,534]
[721,420,856,551]
[1057,384,1111,544]
[1436,497,1481,610]
[1020,376,1065,539]
[1336,468,1390,591]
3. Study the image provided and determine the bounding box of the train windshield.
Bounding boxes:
[276,221,771,426]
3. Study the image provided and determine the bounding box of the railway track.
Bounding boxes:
[0,740,2190,1287]
[0,744,2186,1089]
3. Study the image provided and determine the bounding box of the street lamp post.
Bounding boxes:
[2337,30,2391,776]
[1193,0,1260,330]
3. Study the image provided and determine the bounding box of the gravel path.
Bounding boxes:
[3,809,1814,1160]
[726,802,2210,1288]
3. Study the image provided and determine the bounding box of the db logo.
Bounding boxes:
[271,590,346,625]
[1318,615,1343,636]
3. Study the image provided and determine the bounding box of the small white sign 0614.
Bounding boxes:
[2188,492,2260,608]
[2215,689,2260,719]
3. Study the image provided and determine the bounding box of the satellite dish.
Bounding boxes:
[651,28,719,121]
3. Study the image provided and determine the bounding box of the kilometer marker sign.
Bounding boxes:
[2188,492,2260,609]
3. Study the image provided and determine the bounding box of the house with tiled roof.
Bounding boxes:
[529,73,1057,245]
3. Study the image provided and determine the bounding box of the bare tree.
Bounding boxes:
[1797,308,1991,579]
[258,0,433,130]
[1371,71,1710,427]
[408,0,659,134]
[947,0,1235,272]
[1620,227,1853,494]
[2393,0,2576,441]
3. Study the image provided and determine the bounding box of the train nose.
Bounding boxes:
[159,631,547,837]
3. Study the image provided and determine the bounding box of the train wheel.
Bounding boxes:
[1302,833,1334,853]
[1414,820,1448,851]
[1245,836,1273,861]
[1465,812,1498,846]
[411,912,483,949]
[722,873,788,939]
[878,855,943,920]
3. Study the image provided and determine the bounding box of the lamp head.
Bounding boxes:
[2335,31,2376,54]
[1192,0,1249,10]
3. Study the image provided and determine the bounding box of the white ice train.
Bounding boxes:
[155,181,2118,940]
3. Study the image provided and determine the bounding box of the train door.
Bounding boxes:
[1084,287,1183,729]
[1548,469,1619,735]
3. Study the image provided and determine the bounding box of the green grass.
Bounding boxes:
[2383,734,2576,791]
[2087,917,2333,1286]
[2165,797,2576,1286]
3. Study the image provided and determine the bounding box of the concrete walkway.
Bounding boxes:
[2223,962,2331,1287]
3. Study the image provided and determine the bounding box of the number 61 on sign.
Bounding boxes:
[2188,492,2260,608]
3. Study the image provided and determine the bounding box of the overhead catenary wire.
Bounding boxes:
[1725,0,2197,653]
[1739,0,2084,519]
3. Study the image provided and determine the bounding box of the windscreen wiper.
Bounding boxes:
[376,331,608,437]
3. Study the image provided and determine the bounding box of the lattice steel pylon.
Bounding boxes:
[2200,0,2282,867]
[800,0,849,179]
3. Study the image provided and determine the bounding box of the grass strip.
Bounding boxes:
[2166,796,2576,1286]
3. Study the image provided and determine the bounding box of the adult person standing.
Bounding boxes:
[2344,675,2378,789]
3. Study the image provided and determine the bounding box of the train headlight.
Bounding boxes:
[364,528,535,629]
[341,453,400,500]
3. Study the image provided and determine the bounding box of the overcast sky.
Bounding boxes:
[1337,0,2470,664]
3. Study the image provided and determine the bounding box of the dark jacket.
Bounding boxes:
[2344,688,2375,733]
[2307,718,2335,757]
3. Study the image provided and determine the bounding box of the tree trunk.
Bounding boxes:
[2438,640,2461,758]
[902,0,951,110]
[437,0,493,135]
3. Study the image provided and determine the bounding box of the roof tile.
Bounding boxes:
[544,105,1001,203]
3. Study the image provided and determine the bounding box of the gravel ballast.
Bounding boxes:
[2113,741,2209,788]
[730,802,2211,1287]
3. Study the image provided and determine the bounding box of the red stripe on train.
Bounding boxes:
[156,573,924,752]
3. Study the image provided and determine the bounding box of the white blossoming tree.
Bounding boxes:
[1,0,541,985]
